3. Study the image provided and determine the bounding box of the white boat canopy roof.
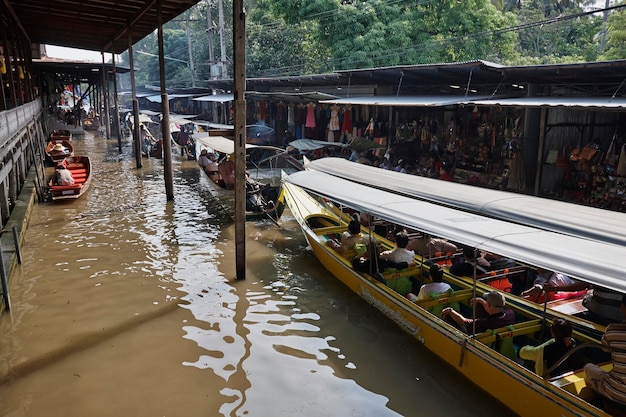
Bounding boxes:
[283,170,626,293]
[193,134,284,155]
[305,157,626,247]
[288,139,347,151]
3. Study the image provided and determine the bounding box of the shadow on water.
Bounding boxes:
[0,131,516,417]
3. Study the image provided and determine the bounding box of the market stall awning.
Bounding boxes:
[193,94,235,103]
[468,96,626,109]
[146,94,200,103]
[319,95,485,107]
[248,91,340,102]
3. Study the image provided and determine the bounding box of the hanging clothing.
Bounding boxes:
[342,106,353,134]
[305,103,316,128]
[287,103,295,126]
[329,104,340,131]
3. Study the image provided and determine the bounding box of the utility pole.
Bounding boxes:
[185,10,196,87]
[205,0,216,78]
[218,0,228,79]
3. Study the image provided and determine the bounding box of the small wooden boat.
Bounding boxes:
[48,156,92,200]
[282,169,625,417]
[49,129,72,142]
[82,117,100,131]
[194,134,289,221]
[45,140,74,163]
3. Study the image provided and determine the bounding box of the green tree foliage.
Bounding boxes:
[600,2,626,60]
[510,2,602,64]
[247,0,329,76]
[118,0,626,85]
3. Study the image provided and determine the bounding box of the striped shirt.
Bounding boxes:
[602,322,626,404]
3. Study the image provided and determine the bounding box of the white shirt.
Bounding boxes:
[379,247,415,264]
[417,282,452,301]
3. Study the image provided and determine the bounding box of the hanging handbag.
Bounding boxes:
[617,144,626,177]
[546,141,558,164]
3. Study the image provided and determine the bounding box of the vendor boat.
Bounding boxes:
[45,139,74,164]
[48,156,92,200]
[193,134,291,222]
[282,168,626,417]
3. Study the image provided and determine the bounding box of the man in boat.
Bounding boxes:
[584,294,626,406]
[416,264,452,301]
[441,290,515,334]
[378,230,415,266]
[520,269,588,303]
[449,246,488,277]
[52,163,74,186]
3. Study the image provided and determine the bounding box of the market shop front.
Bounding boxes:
[219,61,626,211]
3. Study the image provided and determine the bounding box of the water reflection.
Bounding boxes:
[0,130,514,417]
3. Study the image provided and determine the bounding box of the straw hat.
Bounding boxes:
[52,143,65,151]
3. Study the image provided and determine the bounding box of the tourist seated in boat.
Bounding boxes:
[520,268,588,303]
[52,163,74,186]
[518,317,584,378]
[477,251,516,271]
[583,287,624,324]
[584,294,626,406]
[408,233,458,259]
[416,264,451,301]
[336,216,379,252]
[378,230,415,266]
[441,290,515,334]
[449,246,488,277]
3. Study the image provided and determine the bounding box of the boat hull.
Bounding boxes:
[282,179,609,417]
[48,156,91,200]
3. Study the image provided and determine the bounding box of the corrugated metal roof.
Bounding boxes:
[7,0,198,54]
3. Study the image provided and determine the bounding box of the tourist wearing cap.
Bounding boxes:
[441,290,515,334]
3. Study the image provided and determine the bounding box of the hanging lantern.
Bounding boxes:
[19,66,24,79]
[0,56,5,75]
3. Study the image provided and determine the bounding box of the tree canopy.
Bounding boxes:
[119,0,625,87]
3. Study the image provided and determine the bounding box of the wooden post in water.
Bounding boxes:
[233,0,246,280]
[128,35,142,169]
[158,1,174,201]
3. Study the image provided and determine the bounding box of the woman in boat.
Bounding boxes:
[518,317,584,378]
[416,264,451,301]
[198,149,211,169]
[205,152,220,181]
[441,290,515,334]
[52,163,74,186]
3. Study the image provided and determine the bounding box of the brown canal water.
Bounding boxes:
[0,131,516,417]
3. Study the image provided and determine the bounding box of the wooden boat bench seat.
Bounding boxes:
[415,289,475,312]
[475,319,544,359]
[550,362,612,400]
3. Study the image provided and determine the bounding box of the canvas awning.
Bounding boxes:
[467,96,626,109]
[319,95,487,107]
[283,170,626,293]
[193,94,234,103]
[305,157,626,246]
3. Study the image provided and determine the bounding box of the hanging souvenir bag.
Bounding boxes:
[617,144,626,177]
